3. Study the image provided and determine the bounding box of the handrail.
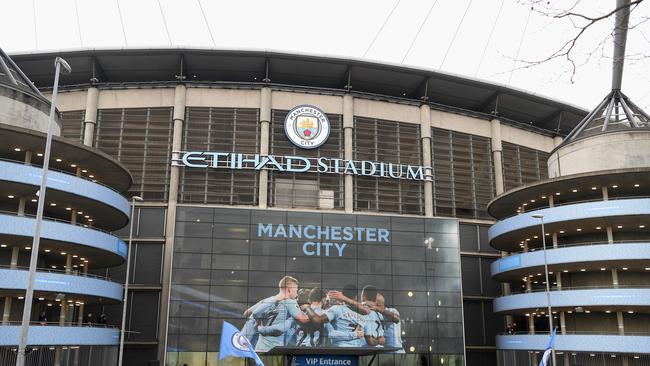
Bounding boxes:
[498,195,650,221]
[505,240,650,255]
[0,209,120,238]
[506,284,650,296]
[498,330,650,336]
[0,321,118,329]
[0,265,119,283]
[0,157,124,197]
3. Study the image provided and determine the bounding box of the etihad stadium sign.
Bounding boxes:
[173,151,429,181]
[173,104,429,181]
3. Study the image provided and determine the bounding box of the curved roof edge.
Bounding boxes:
[10,47,589,136]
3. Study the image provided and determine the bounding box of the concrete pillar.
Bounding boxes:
[528,314,535,334]
[343,94,354,213]
[159,84,186,363]
[54,302,68,366]
[66,254,72,274]
[552,233,558,247]
[501,249,513,325]
[10,246,19,267]
[2,297,11,324]
[617,311,624,335]
[82,87,99,146]
[72,300,84,366]
[612,269,619,288]
[258,87,272,209]
[24,151,32,166]
[18,197,26,216]
[606,226,614,243]
[491,118,513,326]
[2,247,15,322]
[420,104,433,217]
[490,119,504,195]
[602,186,609,201]
[559,312,566,334]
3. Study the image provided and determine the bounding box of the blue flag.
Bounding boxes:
[219,321,265,366]
[538,327,557,366]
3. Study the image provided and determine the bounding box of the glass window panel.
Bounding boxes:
[459,224,479,252]
[132,243,162,284]
[136,207,166,237]
[461,256,481,296]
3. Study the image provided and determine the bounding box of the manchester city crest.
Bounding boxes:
[231,331,251,351]
[284,105,330,149]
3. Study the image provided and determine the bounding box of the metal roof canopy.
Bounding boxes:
[10,48,589,136]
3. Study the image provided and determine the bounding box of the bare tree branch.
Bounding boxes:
[511,0,646,83]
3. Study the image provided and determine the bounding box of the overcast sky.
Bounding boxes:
[3,0,649,111]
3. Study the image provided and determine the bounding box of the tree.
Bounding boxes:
[516,0,647,82]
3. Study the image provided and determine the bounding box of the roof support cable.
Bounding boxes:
[197,0,217,48]
[507,5,532,85]
[362,0,401,58]
[474,0,504,77]
[401,0,438,64]
[74,0,83,47]
[115,0,128,47]
[157,0,173,46]
[565,92,613,141]
[32,0,38,49]
[440,0,474,69]
[0,53,18,86]
[619,94,640,127]
[623,92,650,122]
[602,96,616,131]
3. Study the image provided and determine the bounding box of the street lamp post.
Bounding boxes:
[118,195,143,366]
[15,57,71,366]
[532,213,556,366]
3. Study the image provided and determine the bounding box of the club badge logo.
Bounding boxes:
[231,332,251,351]
[284,105,330,149]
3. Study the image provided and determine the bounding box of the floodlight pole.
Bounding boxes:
[16,57,71,366]
[118,195,143,366]
[532,214,556,366]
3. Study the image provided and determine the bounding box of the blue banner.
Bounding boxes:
[293,355,358,366]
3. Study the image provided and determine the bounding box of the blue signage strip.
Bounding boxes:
[293,355,358,366]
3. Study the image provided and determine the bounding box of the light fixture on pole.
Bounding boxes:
[118,195,143,366]
[531,213,556,366]
[16,57,71,366]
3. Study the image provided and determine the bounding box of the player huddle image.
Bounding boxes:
[240,275,405,353]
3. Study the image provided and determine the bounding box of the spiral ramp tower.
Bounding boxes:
[0,49,132,365]
[488,2,650,365]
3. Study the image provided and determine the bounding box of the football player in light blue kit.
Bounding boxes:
[241,296,279,348]
[301,284,366,347]
[295,288,325,346]
[251,276,311,352]
[359,286,385,347]
[375,293,404,353]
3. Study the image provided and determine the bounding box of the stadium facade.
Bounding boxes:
[1,48,598,366]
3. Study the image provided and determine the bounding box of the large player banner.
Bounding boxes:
[170,208,464,355]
